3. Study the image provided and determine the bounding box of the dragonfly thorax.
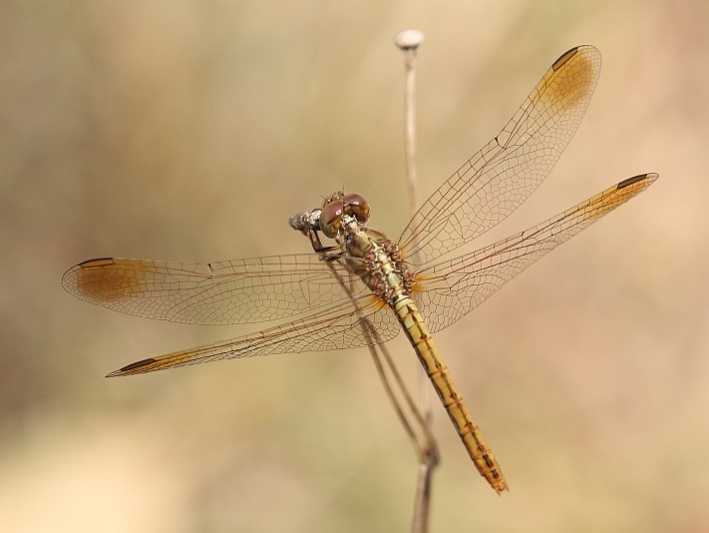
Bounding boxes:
[343,226,416,303]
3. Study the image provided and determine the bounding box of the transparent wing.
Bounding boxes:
[398,45,602,265]
[62,254,366,325]
[106,295,400,377]
[414,174,657,333]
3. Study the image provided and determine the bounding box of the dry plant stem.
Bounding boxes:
[398,34,433,428]
[404,43,433,426]
[396,30,437,533]
[296,31,437,532]
[403,48,421,223]
[302,224,437,533]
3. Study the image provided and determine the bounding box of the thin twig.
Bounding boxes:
[397,30,424,223]
[290,33,437,531]
[290,208,439,533]
[395,29,438,533]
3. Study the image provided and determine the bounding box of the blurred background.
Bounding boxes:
[1,0,706,531]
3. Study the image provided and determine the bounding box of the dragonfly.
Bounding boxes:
[62,45,657,494]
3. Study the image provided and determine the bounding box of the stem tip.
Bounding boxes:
[394,29,425,51]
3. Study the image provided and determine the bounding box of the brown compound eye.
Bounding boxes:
[342,193,370,223]
[319,198,344,238]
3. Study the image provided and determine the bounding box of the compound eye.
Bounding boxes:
[343,193,370,223]
[319,199,343,238]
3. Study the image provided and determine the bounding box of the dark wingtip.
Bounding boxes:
[552,46,579,71]
[617,172,659,190]
[106,357,157,378]
[78,257,116,268]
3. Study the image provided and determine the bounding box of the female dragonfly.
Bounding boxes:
[63,45,657,493]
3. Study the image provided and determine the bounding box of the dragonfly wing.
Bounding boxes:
[62,254,364,325]
[106,295,400,376]
[398,45,601,265]
[414,174,657,333]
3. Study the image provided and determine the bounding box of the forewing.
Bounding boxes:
[398,46,602,265]
[414,174,657,333]
[62,254,364,325]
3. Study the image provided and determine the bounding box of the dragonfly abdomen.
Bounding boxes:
[391,294,509,494]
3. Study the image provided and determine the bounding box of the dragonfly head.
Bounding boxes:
[319,192,370,238]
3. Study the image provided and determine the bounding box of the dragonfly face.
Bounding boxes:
[62,45,657,494]
[319,192,371,239]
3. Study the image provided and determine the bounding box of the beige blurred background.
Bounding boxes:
[1,0,706,531]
